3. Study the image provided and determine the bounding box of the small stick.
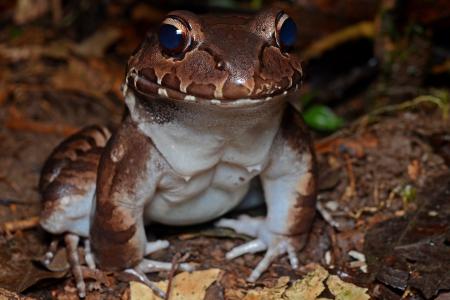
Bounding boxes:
[1,216,40,234]
[341,154,356,200]
[165,253,189,300]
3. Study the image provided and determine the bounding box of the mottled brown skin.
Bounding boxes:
[127,8,302,103]
[40,8,317,288]
[40,125,111,235]
[280,106,317,235]
[39,125,110,192]
[91,116,152,269]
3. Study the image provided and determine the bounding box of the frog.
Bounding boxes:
[39,7,316,298]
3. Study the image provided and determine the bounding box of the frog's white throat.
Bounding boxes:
[125,90,286,177]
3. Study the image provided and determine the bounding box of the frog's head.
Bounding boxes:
[125,8,302,107]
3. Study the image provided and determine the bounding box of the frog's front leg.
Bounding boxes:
[217,106,317,281]
[90,119,191,297]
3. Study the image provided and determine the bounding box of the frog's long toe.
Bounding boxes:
[135,258,194,273]
[145,240,170,255]
[124,268,166,298]
[64,233,86,298]
[215,214,264,237]
[83,239,96,269]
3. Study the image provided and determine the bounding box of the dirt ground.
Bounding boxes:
[0,1,449,299]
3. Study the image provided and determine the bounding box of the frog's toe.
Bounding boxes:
[247,239,298,282]
[64,233,86,298]
[215,214,264,237]
[225,239,267,259]
[124,258,194,298]
[124,268,166,298]
[83,239,96,269]
[42,239,60,266]
[219,217,302,282]
[145,240,170,255]
[135,258,195,273]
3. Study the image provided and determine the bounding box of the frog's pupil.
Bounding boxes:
[159,24,184,51]
[280,18,297,48]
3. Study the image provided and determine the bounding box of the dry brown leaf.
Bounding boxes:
[326,275,370,300]
[243,277,289,300]
[130,269,222,300]
[284,265,329,300]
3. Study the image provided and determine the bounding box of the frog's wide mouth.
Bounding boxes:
[124,68,301,107]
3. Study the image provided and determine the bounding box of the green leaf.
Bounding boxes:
[9,26,23,39]
[303,105,344,131]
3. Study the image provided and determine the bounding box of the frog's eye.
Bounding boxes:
[159,17,191,56]
[275,12,297,50]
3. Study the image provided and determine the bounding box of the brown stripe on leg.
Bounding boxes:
[91,117,157,271]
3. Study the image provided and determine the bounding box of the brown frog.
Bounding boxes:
[39,8,316,298]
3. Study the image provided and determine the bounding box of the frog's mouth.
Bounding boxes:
[124,68,301,108]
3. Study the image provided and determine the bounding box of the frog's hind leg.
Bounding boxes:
[39,125,112,298]
[40,125,111,237]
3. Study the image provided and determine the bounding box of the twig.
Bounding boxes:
[1,216,40,235]
[301,21,375,60]
[341,154,356,201]
[367,95,449,120]
[165,253,190,300]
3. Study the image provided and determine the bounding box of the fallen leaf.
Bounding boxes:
[243,277,289,300]
[326,275,370,300]
[130,269,222,300]
[303,105,344,132]
[240,265,333,300]
[284,265,328,300]
[0,232,67,292]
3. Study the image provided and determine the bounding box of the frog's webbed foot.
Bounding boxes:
[145,240,170,255]
[216,214,302,282]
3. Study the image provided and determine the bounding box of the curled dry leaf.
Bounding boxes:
[243,277,290,300]
[130,269,222,300]
[326,275,370,300]
[284,265,329,300]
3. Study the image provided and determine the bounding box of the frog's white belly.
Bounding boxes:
[145,161,260,225]
[129,94,286,225]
